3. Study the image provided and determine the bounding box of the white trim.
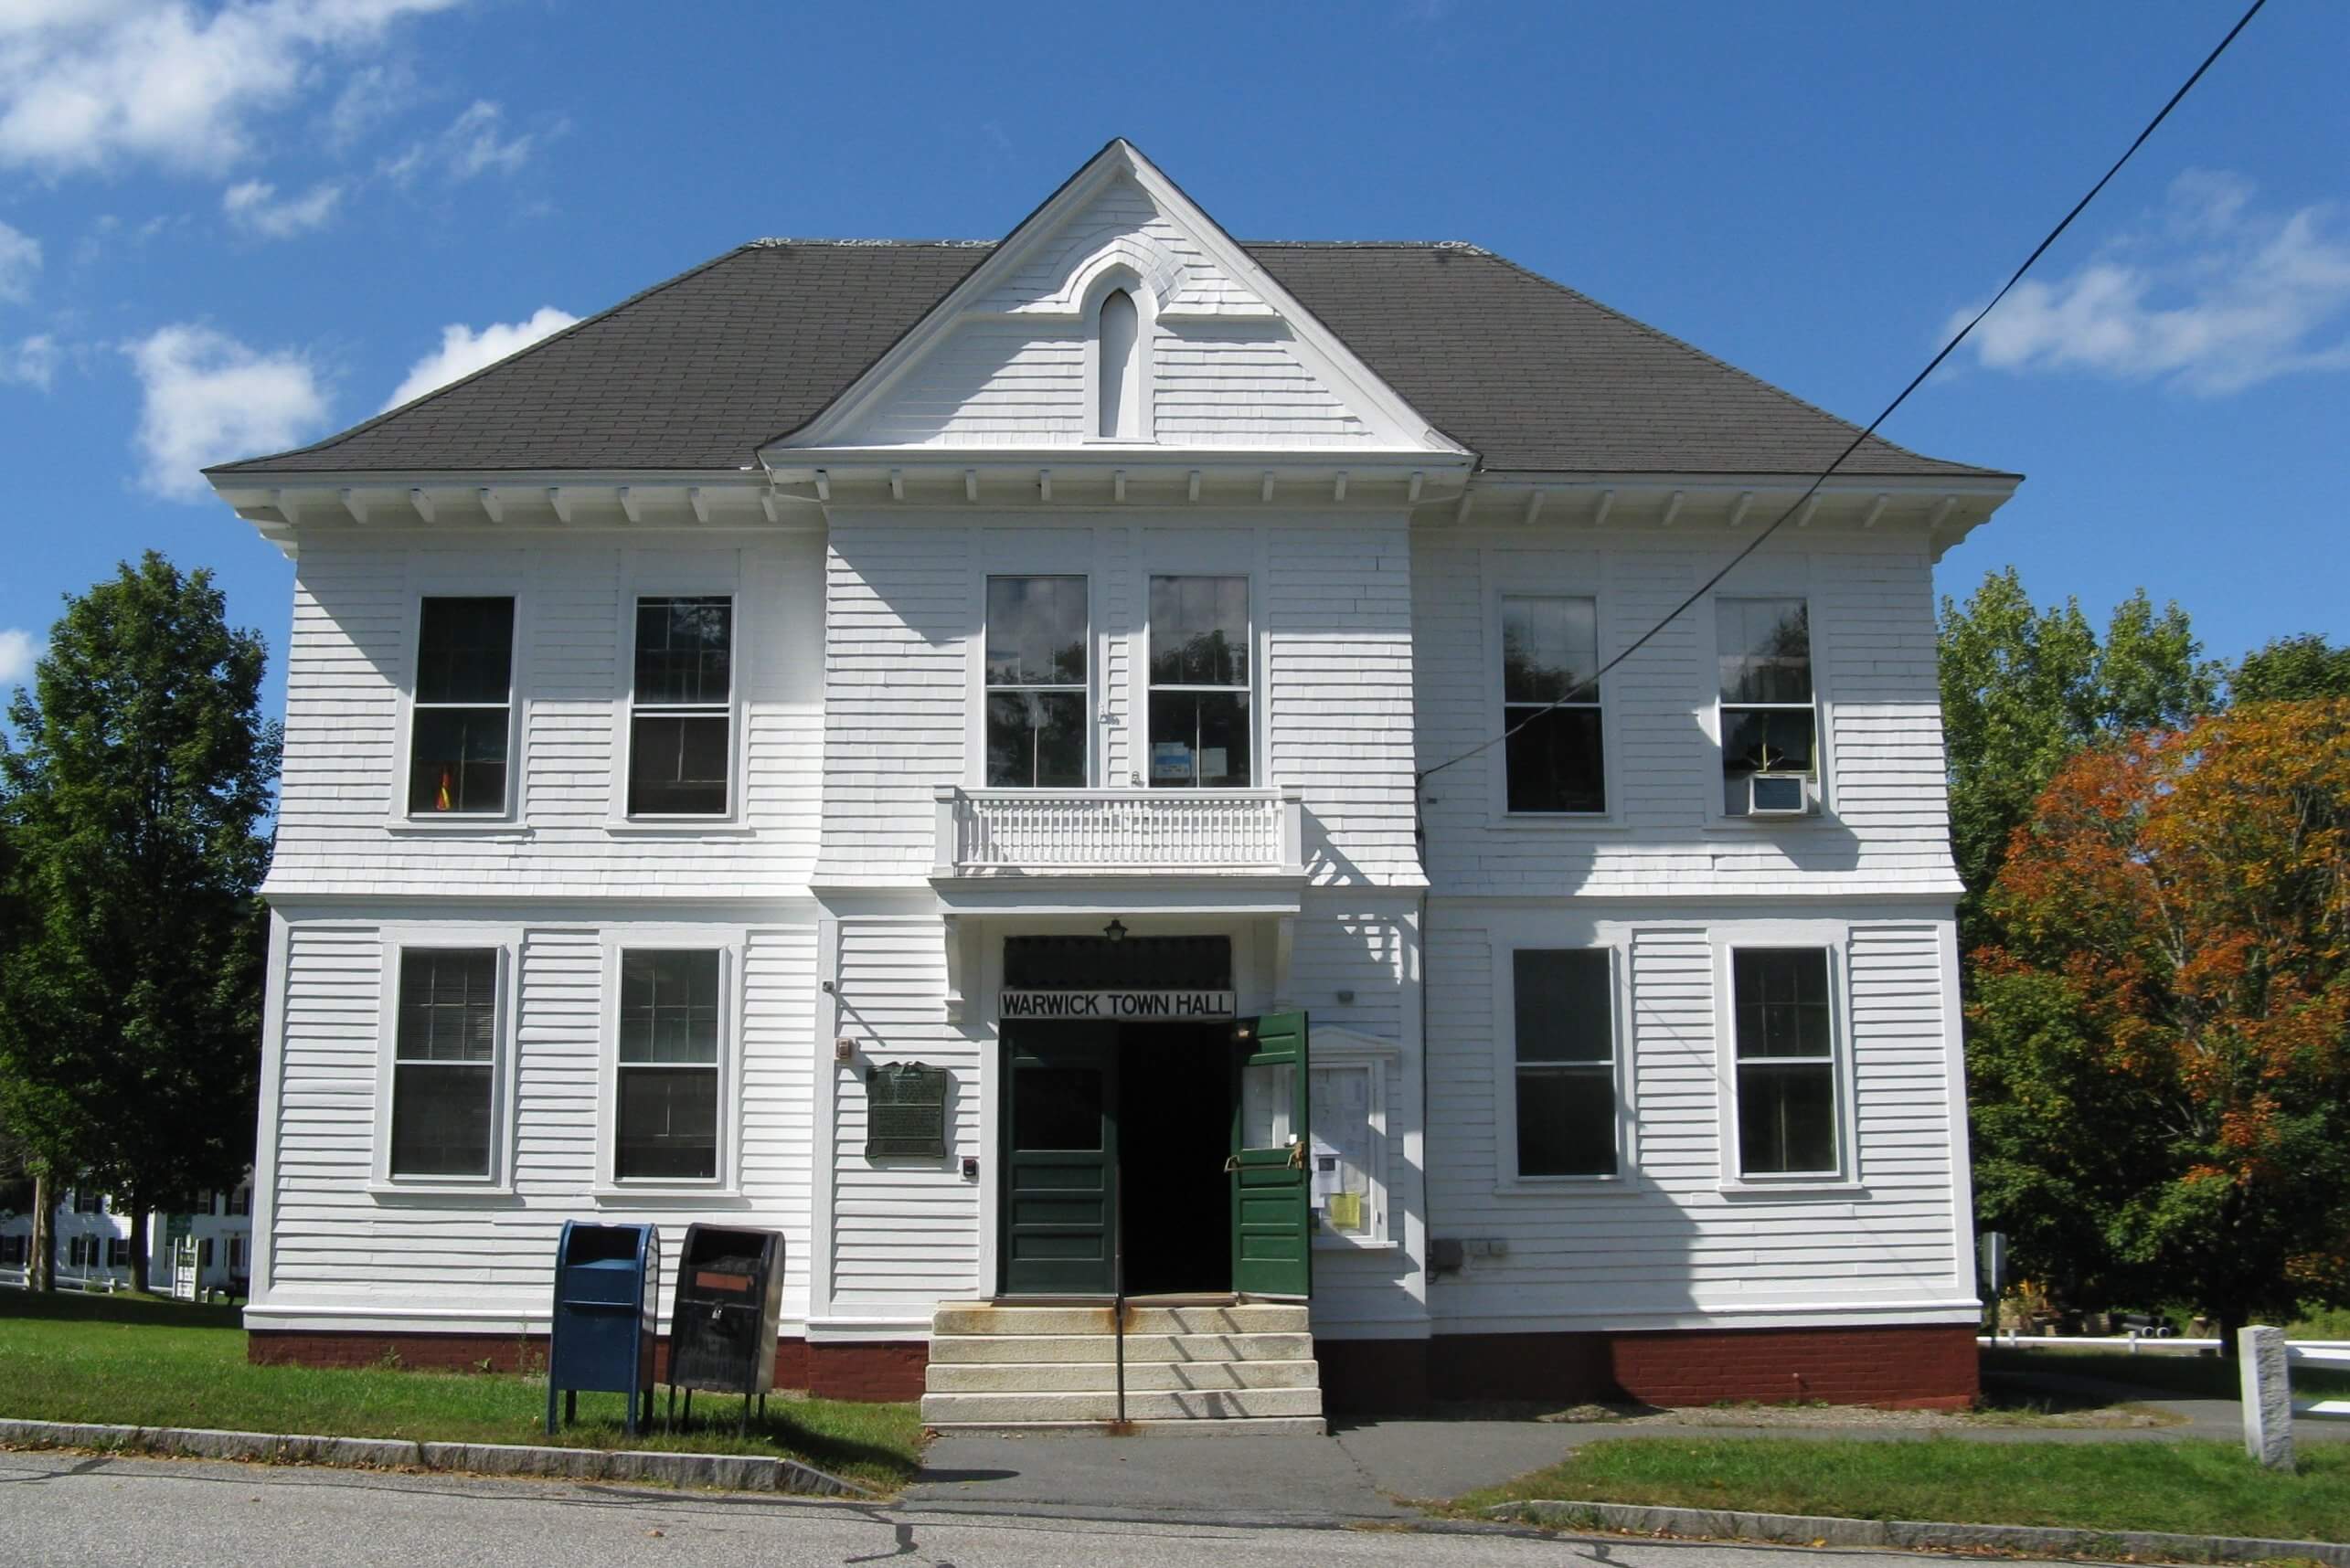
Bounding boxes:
[1133,561,1259,790]
[370,927,524,1194]
[1713,927,1856,1187]
[607,548,748,830]
[252,909,290,1298]
[595,928,748,1197]
[387,568,530,828]
[1309,1036,1397,1250]
[971,562,1097,790]
[1080,267,1154,443]
[1483,547,1624,828]
[1493,932,1633,1188]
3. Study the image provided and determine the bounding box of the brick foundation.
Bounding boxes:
[248,1330,930,1404]
[1319,1324,1978,1414]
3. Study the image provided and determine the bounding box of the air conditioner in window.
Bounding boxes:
[1745,772,1813,816]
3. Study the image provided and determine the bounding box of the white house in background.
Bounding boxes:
[205,140,2015,1427]
[0,1184,254,1295]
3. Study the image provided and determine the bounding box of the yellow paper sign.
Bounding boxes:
[1327,1191,1363,1232]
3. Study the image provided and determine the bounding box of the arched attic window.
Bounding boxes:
[1097,288,1141,440]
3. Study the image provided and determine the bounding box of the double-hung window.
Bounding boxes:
[1503,597,1604,813]
[409,597,516,815]
[1730,948,1840,1177]
[389,948,499,1179]
[615,950,723,1181]
[72,1189,102,1215]
[629,597,733,816]
[1511,949,1619,1177]
[984,577,1088,788]
[1717,598,1817,815]
[1147,576,1249,788]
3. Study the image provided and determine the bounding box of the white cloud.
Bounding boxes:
[384,305,576,409]
[323,58,416,148]
[2,333,60,389]
[0,217,37,302]
[223,177,342,238]
[1954,170,2350,396]
[0,0,461,176]
[125,323,330,498]
[381,99,536,185]
[0,627,40,686]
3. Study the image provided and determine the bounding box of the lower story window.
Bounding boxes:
[390,948,499,1179]
[616,949,722,1181]
[1731,948,1840,1176]
[1512,948,1619,1177]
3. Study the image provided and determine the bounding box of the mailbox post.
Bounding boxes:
[547,1221,660,1436]
[665,1224,785,1435]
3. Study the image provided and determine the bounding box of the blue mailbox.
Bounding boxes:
[547,1220,660,1435]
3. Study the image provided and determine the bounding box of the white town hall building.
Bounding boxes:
[207,141,2015,1426]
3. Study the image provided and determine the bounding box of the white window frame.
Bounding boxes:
[595,930,746,1200]
[369,928,522,1196]
[611,550,748,832]
[1494,938,1633,1191]
[979,572,1094,789]
[1079,265,1155,446]
[1704,582,1835,825]
[1715,929,1858,1192]
[1307,1036,1398,1250]
[1141,570,1256,790]
[1482,555,1624,829]
[388,569,531,832]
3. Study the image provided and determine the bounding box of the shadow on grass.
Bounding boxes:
[0,1290,243,1332]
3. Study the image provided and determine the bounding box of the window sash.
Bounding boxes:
[1729,948,1841,1176]
[628,597,732,816]
[410,598,515,816]
[615,1063,720,1181]
[389,1060,494,1178]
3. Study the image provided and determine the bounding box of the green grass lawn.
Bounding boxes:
[1983,1344,2350,1402]
[1455,1436,2350,1544]
[0,1290,924,1490]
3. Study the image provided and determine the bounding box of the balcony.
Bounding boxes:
[933,785,1303,879]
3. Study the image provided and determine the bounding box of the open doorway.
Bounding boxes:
[1116,1022,1232,1296]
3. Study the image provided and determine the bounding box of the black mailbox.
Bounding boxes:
[547,1220,659,1436]
[665,1224,785,1433]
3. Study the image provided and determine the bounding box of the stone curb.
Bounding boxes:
[1489,1499,2350,1566]
[0,1417,877,1499]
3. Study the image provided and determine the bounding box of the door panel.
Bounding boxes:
[1001,1024,1117,1296]
[1228,1012,1311,1299]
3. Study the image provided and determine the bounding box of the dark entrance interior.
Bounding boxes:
[1116,1022,1232,1297]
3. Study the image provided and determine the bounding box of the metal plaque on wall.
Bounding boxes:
[866,1062,950,1158]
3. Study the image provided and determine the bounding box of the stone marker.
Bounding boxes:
[2239,1324,2293,1472]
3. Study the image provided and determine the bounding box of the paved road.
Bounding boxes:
[0,1450,2063,1568]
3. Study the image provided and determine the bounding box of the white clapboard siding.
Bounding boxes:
[265,535,824,899]
[1411,529,1962,900]
[1421,910,1968,1333]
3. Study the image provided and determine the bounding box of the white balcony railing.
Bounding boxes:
[933,785,1303,876]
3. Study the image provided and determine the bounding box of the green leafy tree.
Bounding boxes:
[2233,633,2350,705]
[0,554,278,1291]
[1937,567,2217,938]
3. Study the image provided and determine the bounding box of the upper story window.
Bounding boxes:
[389,948,499,1179]
[1097,288,1140,439]
[1503,597,1604,813]
[72,1188,104,1215]
[409,597,515,816]
[1512,949,1619,1177]
[615,949,724,1182]
[629,597,733,816]
[1717,598,1816,816]
[1730,948,1840,1177]
[985,576,1089,788]
[1148,576,1249,789]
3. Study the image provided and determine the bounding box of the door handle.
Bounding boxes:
[1221,1155,1241,1173]
[1286,1139,1306,1171]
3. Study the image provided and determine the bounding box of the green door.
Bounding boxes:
[1228,1011,1311,1299]
[1001,1024,1117,1296]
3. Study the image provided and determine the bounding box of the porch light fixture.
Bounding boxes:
[1102,918,1128,944]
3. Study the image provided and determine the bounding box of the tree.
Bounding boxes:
[0,554,278,1292]
[1966,699,2350,1346]
[1938,567,2217,938]
[2234,633,2350,705]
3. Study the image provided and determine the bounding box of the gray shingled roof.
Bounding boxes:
[208,239,2007,481]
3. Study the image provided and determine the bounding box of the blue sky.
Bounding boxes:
[2,1,2345,719]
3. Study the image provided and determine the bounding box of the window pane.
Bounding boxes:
[390,1062,493,1176]
[633,598,732,705]
[397,950,497,1063]
[1241,1060,1295,1150]
[1149,576,1247,686]
[1720,707,1816,812]
[1738,1062,1836,1173]
[1733,949,1834,1058]
[1013,1065,1104,1151]
[408,706,508,813]
[985,577,1088,686]
[1146,691,1250,788]
[416,598,515,705]
[985,692,1088,788]
[1505,705,1606,813]
[1516,1067,1618,1177]
[1503,598,1599,704]
[1513,950,1612,1064]
[629,714,729,815]
[1717,599,1812,703]
[619,951,720,1064]
[616,1065,718,1180]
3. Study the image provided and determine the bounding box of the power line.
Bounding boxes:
[1416,0,2266,789]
